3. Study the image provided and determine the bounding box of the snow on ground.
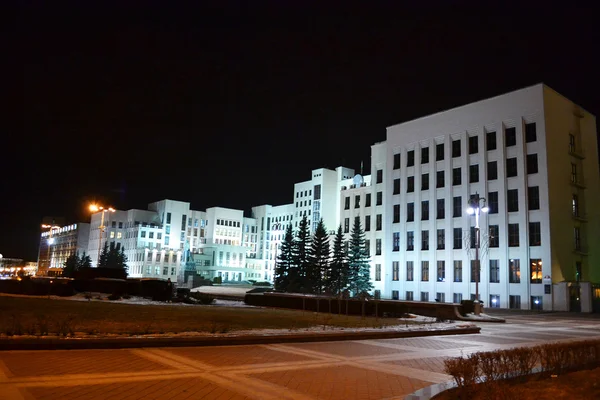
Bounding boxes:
[190,285,256,297]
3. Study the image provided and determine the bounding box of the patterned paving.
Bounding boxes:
[1,313,599,400]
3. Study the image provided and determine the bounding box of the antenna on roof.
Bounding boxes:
[360,161,364,175]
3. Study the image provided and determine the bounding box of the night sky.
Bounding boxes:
[6,2,600,261]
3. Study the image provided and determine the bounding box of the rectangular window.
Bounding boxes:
[490,295,500,308]
[452,139,461,158]
[527,154,538,174]
[505,127,516,147]
[530,259,542,283]
[392,290,400,300]
[506,157,518,177]
[470,226,477,249]
[421,261,429,281]
[376,214,382,231]
[436,143,444,161]
[507,189,519,212]
[344,218,350,233]
[376,191,383,206]
[436,199,445,219]
[355,195,360,208]
[569,134,576,153]
[392,262,399,281]
[436,170,444,188]
[529,222,541,246]
[489,259,500,283]
[314,184,321,200]
[407,231,414,251]
[453,293,463,303]
[406,261,414,281]
[453,228,462,249]
[403,291,410,301]
[486,131,497,151]
[421,147,429,164]
[574,227,581,250]
[421,292,429,302]
[166,212,171,224]
[421,200,429,220]
[421,230,429,250]
[487,161,498,180]
[393,153,400,169]
[365,239,370,256]
[469,164,479,183]
[365,193,371,207]
[452,167,461,186]
[572,194,579,217]
[453,196,462,217]
[421,173,429,190]
[407,150,415,167]
[376,239,382,255]
[437,260,445,282]
[508,224,520,247]
[407,202,414,222]
[181,214,187,231]
[375,264,382,281]
[407,176,414,192]
[528,186,540,210]
[489,225,499,247]
[365,215,371,231]
[393,232,400,251]
[509,295,521,309]
[488,192,498,214]
[393,178,400,194]
[454,260,462,282]
[509,259,521,283]
[525,122,537,143]
[437,229,445,250]
[393,204,400,223]
[571,163,578,183]
[469,136,478,154]
[376,169,383,184]
[344,196,350,210]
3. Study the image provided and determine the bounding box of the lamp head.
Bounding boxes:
[89,204,99,212]
[466,207,475,215]
[481,206,490,213]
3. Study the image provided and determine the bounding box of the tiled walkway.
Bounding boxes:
[1,313,599,400]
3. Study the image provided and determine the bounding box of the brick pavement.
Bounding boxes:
[1,314,599,400]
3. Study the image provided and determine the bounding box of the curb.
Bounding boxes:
[0,326,480,351]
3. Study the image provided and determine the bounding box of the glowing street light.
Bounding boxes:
[89,204,116,267]
[465,192,488,316]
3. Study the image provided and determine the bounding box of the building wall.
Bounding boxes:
[37,223,90,276]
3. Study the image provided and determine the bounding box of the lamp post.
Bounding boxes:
[41,224,61,275]
[466,192,489,315]
[89,204,116,268]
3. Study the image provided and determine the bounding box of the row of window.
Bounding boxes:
[216,219,241,228]
[385,291,539,309]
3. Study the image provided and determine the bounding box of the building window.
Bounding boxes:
[486,131,497,151]
[421,230,429,250]
[376,191,383,206]
[376,239,382,255]
[530,259,542,283]
[374,290,381,299]
[569,134,576,153]
[436,143,444,161]
[453,196,462,218]
[572,194,579,216]
[489,295,500,308]
[344,197,350,210]
[453,228,462,249]
[365,215,371,231]
[508,224,520,247]
[525,122,537,143]
[531,296,543,310]
[509,295,521,309]
[407,203,414,222]
[393,178,400,194]
[506,157,518,177]
[407,231,414,251]
[421,261,429,281]
[487,161,498,180]
[529,222,541,246]
[365,193,371,207]
[393,204,400,223]
[436,199,445,219]
[365,239,370,256]
[391,290,399,300]
[375,264,382,281]
[421,201,429,220]
[505,127,516,147]
[355,195,361,208]
[452,139,461,158]
[407,176,414,192]
[453,293,463,303]
[571,163,578,183]
[314,184,321,200]
[393,153,400,169]
[489,225,499,247]
[393,232,400,251]
[166,212,171,224]
[344,218,350,233]
[452,167,461,186]
[527,154,538,175]
[469,165,479,183]
[421,291,429,302]
[436,170,444,188]
[488,192,498,214]
[406,261,414,281]
[376,169,383,184]
[509,259,520,283]
[469,136,478,154]
[407,150,415,167]
[376,214,382,231]
[528,186,540,210]
[469,226,477,249]
[402,291,410,300]
[421,147,429,164]
[392,262,399,281]
[437,229,445,250]
[470,260,479,283]
[507,189,519,212]
[437,260,445,282]
[576,261,582,281]
[489,259,500,283]
[421,173,429,190]
[454,260,462,282]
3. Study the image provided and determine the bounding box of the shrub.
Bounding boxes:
[444,354,479,388]
[213,277,222,284]
[107,292,122,301]
[253,281,272,287]
[188,292,215,305]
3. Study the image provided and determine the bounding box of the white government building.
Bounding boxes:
[39,84,599,311]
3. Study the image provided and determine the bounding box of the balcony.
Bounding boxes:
[573,246,589,256]
[572,213,588,223]
[569,177,586,190]
[569,148,586,160]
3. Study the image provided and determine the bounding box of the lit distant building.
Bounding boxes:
[37,223,90,276]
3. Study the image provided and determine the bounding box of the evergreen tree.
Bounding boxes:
[99,242,128,274]
[275,224,295,291]
[308,219,330,294]
[347,217,373,296]
[291,215,311,293]
[98,241,109,267]
[78,251,92,269]
[62,252,80,277]
[327,225,347,295]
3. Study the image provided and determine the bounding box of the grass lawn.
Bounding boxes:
[0,295,420,336]
[434,367,600,400]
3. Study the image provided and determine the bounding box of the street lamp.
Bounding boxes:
[41,224,61,275]
[466,192,489,315]
[89,204,116,267]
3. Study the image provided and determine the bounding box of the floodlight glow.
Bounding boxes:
[534,299,540,305]
[481,206,490,213]
[492,298,497,304]
[466,207,475,215]
[47,238,55,245]
[89,204,99,212]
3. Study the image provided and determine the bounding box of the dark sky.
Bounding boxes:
[6,2,600,261]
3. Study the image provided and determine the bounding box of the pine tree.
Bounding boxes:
[99,242,128,274]
[291,215,311,293]
[62,252,80,277]
[78,251,92,269]
[347,217,373,297]
[98,241,109,268]
[275,224,295,291]
[327,225,347,295]
[308,219,330,294]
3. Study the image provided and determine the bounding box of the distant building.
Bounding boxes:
[37,223,90,276]
[0,255,23,278]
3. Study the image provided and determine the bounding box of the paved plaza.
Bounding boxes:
[1,312,599,400]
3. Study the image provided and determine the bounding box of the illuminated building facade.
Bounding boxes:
[37,223,90,276]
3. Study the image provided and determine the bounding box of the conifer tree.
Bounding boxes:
[308,219,330,294]
[99,242,128,274]
[347,217,373,296]
[79,251,92,269]
[62,252,80,277]
[291,215,311,292]
[327,225,347,295]
[275,224,295,291]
